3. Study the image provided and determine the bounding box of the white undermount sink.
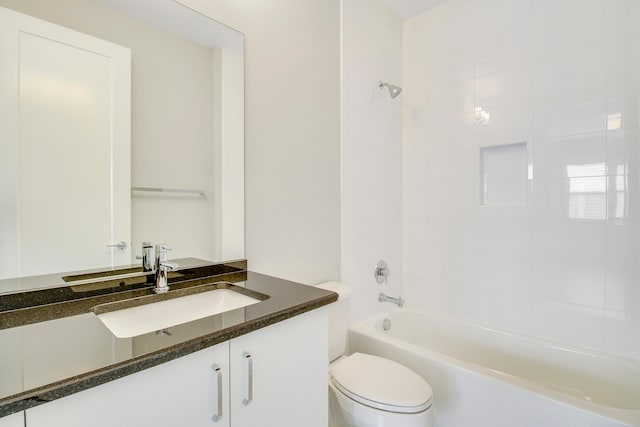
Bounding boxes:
[95,288,261,338]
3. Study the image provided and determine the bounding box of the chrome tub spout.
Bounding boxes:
[378,293,404,308]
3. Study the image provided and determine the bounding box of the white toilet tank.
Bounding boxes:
[315,281,352,362]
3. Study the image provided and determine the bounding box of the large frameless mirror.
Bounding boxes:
[0,0,244,293]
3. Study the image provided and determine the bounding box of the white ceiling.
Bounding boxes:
[382,0,447,19]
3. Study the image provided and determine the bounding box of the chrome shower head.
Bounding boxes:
[379,81,402,98]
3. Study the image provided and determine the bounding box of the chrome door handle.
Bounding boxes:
[242,351,253,405]
[211,364,223,422]
[106,241,127,251]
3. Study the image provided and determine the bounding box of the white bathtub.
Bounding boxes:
[349,309,640,427]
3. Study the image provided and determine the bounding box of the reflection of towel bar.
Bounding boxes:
[131,187,206,197]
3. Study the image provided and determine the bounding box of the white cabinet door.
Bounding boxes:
[0,6,131,279]
[25,342,230,427]
[0,412,23,427]
[230,308,328,427]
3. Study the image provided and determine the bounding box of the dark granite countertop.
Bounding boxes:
[0,261,337,417]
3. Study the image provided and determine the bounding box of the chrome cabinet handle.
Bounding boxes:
[242,351,253,406]
[106,241,127,251]
[211,364,223,422]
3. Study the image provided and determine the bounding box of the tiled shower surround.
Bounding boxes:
[402,0,640,357]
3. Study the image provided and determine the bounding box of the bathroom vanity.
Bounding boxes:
[0,260,336,427]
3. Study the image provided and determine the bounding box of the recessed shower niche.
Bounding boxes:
[480,143,528,207]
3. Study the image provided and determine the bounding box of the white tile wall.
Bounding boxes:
[342,0,403,324]
[533,90,607,139]
[403,0,640,357]
[475,0,533,76]
[475,102,533,146]
[476,65,533,109]
[532,0,605,59]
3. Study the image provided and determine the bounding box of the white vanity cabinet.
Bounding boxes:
[23,308,328,427]
[0,412,23,427]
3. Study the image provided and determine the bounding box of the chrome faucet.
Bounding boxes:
[378,292,404,308]
[138,241,155,272]
[153,244,179,294]
[135,241,157,284]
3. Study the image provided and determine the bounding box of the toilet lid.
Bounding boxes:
[330,353,433,414]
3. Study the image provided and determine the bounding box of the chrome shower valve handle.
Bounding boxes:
[374,260,390,284]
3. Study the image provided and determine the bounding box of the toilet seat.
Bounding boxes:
[329,353,433,414]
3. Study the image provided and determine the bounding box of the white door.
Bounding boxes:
[0,7,131,278]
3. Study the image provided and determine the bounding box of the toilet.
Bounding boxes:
[316,282,435,427]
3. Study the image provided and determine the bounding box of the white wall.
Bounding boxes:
[342,0,403,323]
[180,0,342,285]
[403,0,640,358]
[213,48,245,261]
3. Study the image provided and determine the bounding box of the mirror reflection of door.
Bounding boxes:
[0,7,131,279]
